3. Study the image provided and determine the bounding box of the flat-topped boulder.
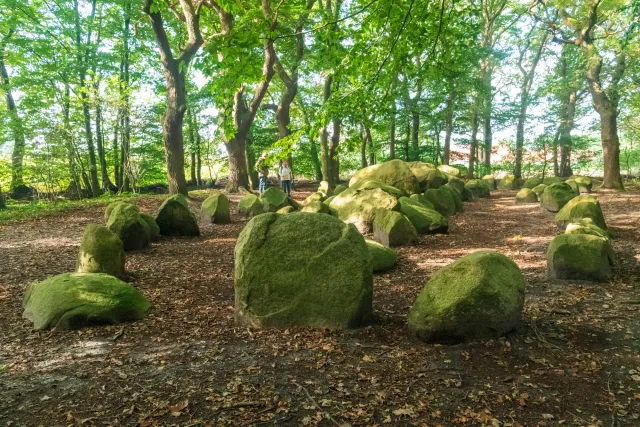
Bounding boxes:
[373,209,418,247]
[540,182,576,212]
[238,193,264,217]
[408,251,525,343]
[329,187,399,233]
[23,273,150,330]
[398,197,448,234]
[156,194,200,236]
[77,224,125,277]
[437,164,460,177]
[546,234,614,282]
[349,159,420,195]
[465,179,490,199]
[261,187,289,212]
[201,192,231,224]
[234,213,373,329]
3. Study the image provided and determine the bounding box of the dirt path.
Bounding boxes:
[1,187,638,426]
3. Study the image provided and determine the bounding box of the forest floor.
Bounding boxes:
[1,184,639,426]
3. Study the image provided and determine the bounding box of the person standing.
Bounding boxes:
[256,153,269,195]
[279,160,292,197]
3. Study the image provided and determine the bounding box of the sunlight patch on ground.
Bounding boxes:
[32,339,111,371]
[204,237,238,244]
[0,237,78,250]
[500,203,541,211]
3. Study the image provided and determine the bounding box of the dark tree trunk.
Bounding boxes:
[246,137,259,190]
[360,126,368,168]
[367,127,374,166]
[443,88,456,165]
[309,139,323,181]
[227,137,250,190]
[411,111,419,161]
[194,112,202,186]
[482,68,493,169]
[469,97,480,179]
[330,118,341,185]
[404,110,410,160]
[559,91,577,177]
[389,101,396,160]
[0,187,5,209]
[120,5,132,192]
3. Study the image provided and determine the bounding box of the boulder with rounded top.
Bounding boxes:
[546,234,614,282]
[555,194,606,229]
[540,182,576,212]
[465,179,490,199]
[261,187,289,212]
[424,188,456,217]
[107,203,151,251]
[77,224,125,277]
[349,159,420,195]
[238,193,264,217]
[201,192,231,224]
[156,194,200,236]
[515,188,538,204]
[373,209,418,247]
[398,197,448,234]
[365,239,397,273]
[498,174,519,191]
[523,177,543,189]
[329,187,399,233]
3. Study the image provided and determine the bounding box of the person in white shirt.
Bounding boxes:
[279,160,292,197]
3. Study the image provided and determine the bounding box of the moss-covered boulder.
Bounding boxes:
[437,164,460,178]
[317,181,333,197]
[482,175,497,191]
[543,176,563,186]
[261,187,289,212]
[234,213,373,329]
[22,273,150,330]
[523,177,543,189]
[350,179,404,198]
[406,161,435,190]
[498,174,519,191]
[77,224,125,277]
[107,203,151,251]
[349,159,420,195]
[447,176,465,195]
[425,168,449,190]
[515,188,538,204]
[329,188,399,233]
[409,194,435,210]
[546,234,614,282]
[238,193,264,217]
[424,188,456,217]
[301,200,331,214]
[156,195,200,236]
[565,218,610,241]
[276,205,296,214]
[365,239,397,273]
[139,213,160,242]
[555,194,606,229]
[104,201,136,223]
[440,185,463,213]
[373,209,418,247]
[532,183,547,198]
[565,177,592,195]
[323,195,336,206]
[540,182,576,213]
[334,184,348,195]
[302,192,325,206]
[466,179,491,199]
[408,251,525,343]
[398,197,448,234]
[201,192,231,224]
[460,187,474,202]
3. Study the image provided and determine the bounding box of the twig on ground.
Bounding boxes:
[296,383,341,426]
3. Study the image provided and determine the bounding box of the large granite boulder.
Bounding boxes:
[406,161,435,190]
[482,175,497,191]
[523,177,543,189]
[440,185,463,213]
[425,168,449,190]
[317,181,333,197]
[261,187,289,212]
[546,234,614,282]
[22,273,150,330]
[238,193,264,217]
[424,188,456,217]
[543,176,563,186]
[301,200,331,214]
[349,159,420,195]
[373,209,418,247]
[201,192,231,224]
[437,164,460,178]
[498,174,519,191]
[555,194,606,229]
[565,176,592,194]
[156,194,200,236]
[365,239,397,273]
[540,182,576,212]
[398,197,448,234]
[139,213,160,242]
[107,203,151,251]
[234,213,373,329]
[333,184,348,195]
[447,176,465,195]
[565,218,610,241]
[77,224,125,277]
[329,187,399,233]
[409,194,435,210]
[515,188,538,204]
[465,179,491,199]
[532,184,547,198]
[350,179,404,198]
[408,251,525,343]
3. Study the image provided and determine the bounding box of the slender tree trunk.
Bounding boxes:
[469,97,480,179]
[330,118,340,185]
[552,127,560,177]
[443,88,455,165]
[245,137,259,190]
[366,127,374,166]
[404,110,410,160]
[513,87,528,179]
[194,111,202,186]
[390,101,396,160]
[559,90,577,177]
[113,115,120,188]
[0,41,26,190]
[411,111,419,161]
[0,186,5,209]
[94,81,113,191]
[482,66,493,169]
[309,139,323,181]
[320,75,333,182]
[163,71,189,195]
[360,126,368,168]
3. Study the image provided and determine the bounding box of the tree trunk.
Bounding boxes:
[411,111,419,161]
[559,90,577,177]
[443,88,455,165]
[0,187,5,209]
[360,126,368,168]
[513,86,528,178]
[120,3,132,192]
[600,112,622,189]
[552,127,560,177]
[163,72,189,195]
[246,137,259,190]
[309,139,323,181]
[389,101,396,160]
[0,42,25,190]
[113,115,120,188]
[194,112,202,186]
[320,75,333,183]
[330,118,340,185]
[404,111,410,160]
[227,137,250,190]
[367,127,374,166]
[482,66,493,169]
[469,97,480,179]
[94,81,113,191]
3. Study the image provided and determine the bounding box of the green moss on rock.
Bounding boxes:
[238,193,264,217]
[447,177,465,195]
[329,188,399,233]
[532,184,547,198]
[565,218,610,241]
[424,188,456,217]
[302,192,325,206]
[318,181,333,197]
[349,159,420,195]
[201,192,231,224]
[276,205,296,214]
[301,200,331,214]
[334,184,348,195]
[139,213,160,242]
[498,174,519,191]
[156,195,200,237]
[515,188,538,204]
[398,197,448,234]
[466,179,490,199]
[261,187,289,212]
[437,164,460,178]
[107,203,151,251]
[543,176,563,186]
[546,234,614,282]
[350,179,404,198]
[373,209,418,247]
[365,238,397,273]
[565,176,592,194]
[104,201,137,223]
[77,224,125,277]
[409,194,435,210]
[523,177,543,189]
[406,161,435,191]
[234,213,373,329]
[425,168,449,190]
[22,272,150,330]
[555,194,606,229]
[540,182,576,212]
[408,251,525,343]
[482,175,496,191]
[440,185,463,213]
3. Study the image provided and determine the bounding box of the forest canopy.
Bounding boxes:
[0,0,639,200]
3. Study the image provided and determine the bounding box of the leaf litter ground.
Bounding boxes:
[0,184,638,426]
